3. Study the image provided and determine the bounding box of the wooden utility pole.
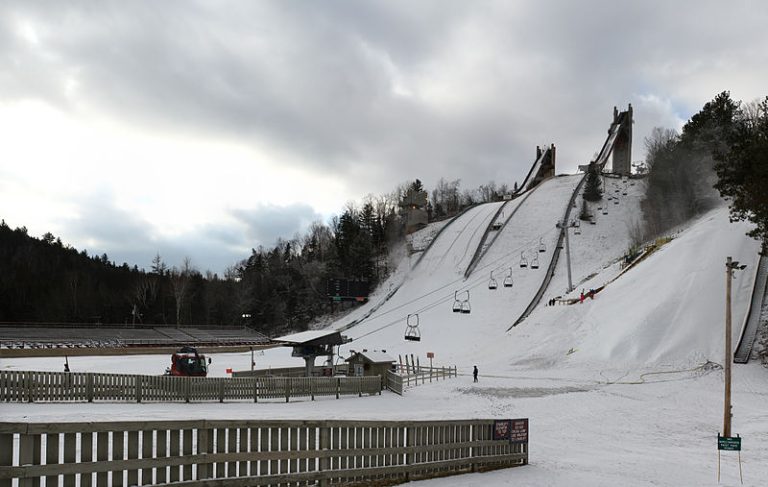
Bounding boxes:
[723,256,746,438]
[724,256,733,438]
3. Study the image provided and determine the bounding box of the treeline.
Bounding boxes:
[640,92,741,241]
[0,222,237,326]
[641,91,767,253]
[1,177,516,334]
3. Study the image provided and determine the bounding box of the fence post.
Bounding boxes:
[336,378,340,399]
[253,378,258,403]
[1,431,13,487]
[286,378,291,403]
[218,379,225,403]
[311,379,315,401]
[185,378,191,403]
[318,425,330,487]
[135,376,142,403]
[23,373,32,403]
[86,373,94,403]
[197,422,215,480]
[358,377,362,397]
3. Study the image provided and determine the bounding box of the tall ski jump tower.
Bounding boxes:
[611,104,633,176]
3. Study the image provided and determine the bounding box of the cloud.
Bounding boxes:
[231,203,323,249]
[1,0,767,271]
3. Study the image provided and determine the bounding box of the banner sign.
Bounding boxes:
[493,418,528,444]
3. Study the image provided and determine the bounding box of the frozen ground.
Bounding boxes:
[2,176,766,486]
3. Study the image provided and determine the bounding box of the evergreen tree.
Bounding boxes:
[714,96,768,252]
[583,162,602,202]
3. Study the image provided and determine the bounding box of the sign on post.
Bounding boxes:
[718,436,741,451]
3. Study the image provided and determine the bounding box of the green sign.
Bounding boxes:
[718,436,741,451]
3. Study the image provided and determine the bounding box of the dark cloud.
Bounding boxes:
[3,1,766,195]
[231,203,322,248]
[57,193,261,274]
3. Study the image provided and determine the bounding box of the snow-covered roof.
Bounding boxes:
[347,350,395,363]
[273,330,341,344]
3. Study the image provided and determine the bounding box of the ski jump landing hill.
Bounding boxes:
[331,106,666,360]
[330,104,764,370]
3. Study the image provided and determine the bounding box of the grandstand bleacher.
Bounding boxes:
[0,324,271,351]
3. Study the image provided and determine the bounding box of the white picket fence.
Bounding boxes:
[0,370,382,403]
[0,418,528,487]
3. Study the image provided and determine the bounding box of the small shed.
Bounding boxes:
[345,350,396,382]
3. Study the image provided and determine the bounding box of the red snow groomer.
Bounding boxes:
[168,346,210,377]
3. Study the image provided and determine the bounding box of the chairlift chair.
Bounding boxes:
[460,291,471,314]
[488,271,498,290]
[452,290,462,313]
[530,253,540,269]
[503,267,514,287]
[404,313,421,342]
[538,237,546,253]
[519,251,528,268]
[602,209,608,215]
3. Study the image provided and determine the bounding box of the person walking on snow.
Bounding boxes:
[473,365,478,382]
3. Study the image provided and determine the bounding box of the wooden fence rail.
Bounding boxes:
[0,418,528,487]
[386,365,457,395]
[0,371,382,404]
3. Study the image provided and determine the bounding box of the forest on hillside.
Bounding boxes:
[639,91,768,252]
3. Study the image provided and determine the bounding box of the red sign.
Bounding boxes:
[426,352,434,359]
[510,418,529,444]
[226,368,233,374]
[493,418,528,444]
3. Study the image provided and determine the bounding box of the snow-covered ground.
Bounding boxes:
[2,175,766,486]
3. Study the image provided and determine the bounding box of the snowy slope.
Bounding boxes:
[2,176,767,487]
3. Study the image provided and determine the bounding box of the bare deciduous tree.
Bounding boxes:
[170,257,195,327]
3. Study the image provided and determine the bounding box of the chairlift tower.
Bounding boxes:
[556,220,579,293]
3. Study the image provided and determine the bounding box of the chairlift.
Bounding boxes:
[503,267,514,287]
[519,251,528,268]
[602,209,608,215]
[458,290,471,314]
[614,199,619,205]
[538,237,546,253]
[452,290,462,313]
[572,220,581,235]
[404,314,421,342]
[622,191,627,196]
[488,271,498,290]
[530,253,540,269]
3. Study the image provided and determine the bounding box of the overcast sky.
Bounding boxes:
[1,1,766,274]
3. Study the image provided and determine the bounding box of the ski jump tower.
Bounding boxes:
[611,104,633,176]
[518,144,556,193]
